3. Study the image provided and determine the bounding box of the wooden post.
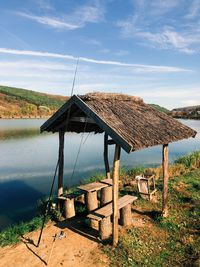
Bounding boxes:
[162,144,169,217]
[120,204,132,226]
[104,133,111,179]
[86,191,98,211]
[101,186,112,206]
[64,198,75,219]
[58,131,65,197]
[100,216,112,240]
[112,144,121,247]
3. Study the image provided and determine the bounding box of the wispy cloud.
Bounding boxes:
[15,12,80,30]
[117,0,200,54]
[15,1,105,30]
[185,0,200,19]
[0,47,190,73]
[182,99,200,106]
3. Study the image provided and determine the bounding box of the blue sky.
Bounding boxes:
[0,0,200,109]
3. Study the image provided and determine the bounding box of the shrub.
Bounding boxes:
[175,151,200,169]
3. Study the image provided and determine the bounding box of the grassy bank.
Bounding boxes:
[0,151,199,266]
[105,168,200,266]
[0,216,47,247]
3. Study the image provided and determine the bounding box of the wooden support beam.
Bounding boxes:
[162,144,169,217]
[112,144,121,247]
[104,133,111,179]
[70,116,95,124]
[58,131,65,197]
[107,139,116,145]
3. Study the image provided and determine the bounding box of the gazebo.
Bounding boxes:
[41,93,196,246]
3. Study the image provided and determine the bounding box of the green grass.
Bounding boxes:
[105,168,200,267]
[0,216,48,247]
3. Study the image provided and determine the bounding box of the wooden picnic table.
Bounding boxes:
[77,182,108,211]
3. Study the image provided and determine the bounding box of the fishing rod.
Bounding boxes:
[36,57,80,247]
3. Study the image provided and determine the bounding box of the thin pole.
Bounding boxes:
[104,133,111,179]
[71,58,79,97]
[37,159,59,247]
[112,144,121,247]
[162,144,169,217]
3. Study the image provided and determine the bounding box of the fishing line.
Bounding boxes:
[36,158,59,247]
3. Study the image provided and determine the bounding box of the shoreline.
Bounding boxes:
[0,116,50,119]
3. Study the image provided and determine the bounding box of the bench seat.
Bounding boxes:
[87,195,137,221]
[87,195,137,240]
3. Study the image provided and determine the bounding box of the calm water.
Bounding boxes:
[0,119,199,229]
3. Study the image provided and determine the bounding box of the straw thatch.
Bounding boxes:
[41,92,196,153]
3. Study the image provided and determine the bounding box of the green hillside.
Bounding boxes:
[0,85,66,118]
[0,85,169,118]
[149,104,170,114]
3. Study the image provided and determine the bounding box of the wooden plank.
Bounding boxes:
[74,96,132,153]
[100,178,113,185]
[87,195,137,220]
[87,213,104,222]
[162,144,169,217]
[104,133,111,179]
[107,140,116,145]
[78,182,108,192]
[58,131,64,197]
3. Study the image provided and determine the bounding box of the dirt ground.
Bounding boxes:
[0,219,109,267]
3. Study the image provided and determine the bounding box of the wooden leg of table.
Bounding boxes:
[90,219,99,230]
[100,186,112,206]
[100,216,112,240]
[64,198,75,219]
[86,191,98,211]
[120,204,132,226]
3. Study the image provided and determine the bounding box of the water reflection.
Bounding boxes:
[0,118,199,229]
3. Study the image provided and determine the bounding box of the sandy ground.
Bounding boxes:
[0,219,109,267]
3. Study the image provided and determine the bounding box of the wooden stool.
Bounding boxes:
[101,185,112,206]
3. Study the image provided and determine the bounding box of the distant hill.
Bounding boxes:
[149,104,169,114]
[0,85,170,118]
[0,85,67,118]
[170,105,200,119]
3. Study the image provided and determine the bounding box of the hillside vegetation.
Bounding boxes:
[0,85,66,118]
[149,104,169,114]
[0,85,169,118]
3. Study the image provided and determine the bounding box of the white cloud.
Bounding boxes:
[15,1,105,30]
[117,0,200,54]
[139,87,200,99]
[185,0,200,19]
[182,99,200,106]
[0,61,74,71]
[0,47,190,73]
[16,12,80,30]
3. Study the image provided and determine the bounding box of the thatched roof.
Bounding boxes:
[41,92,196,153]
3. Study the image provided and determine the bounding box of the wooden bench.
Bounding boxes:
[87,195,137,240]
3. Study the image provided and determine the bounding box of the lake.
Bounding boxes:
[0,119,199,229]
